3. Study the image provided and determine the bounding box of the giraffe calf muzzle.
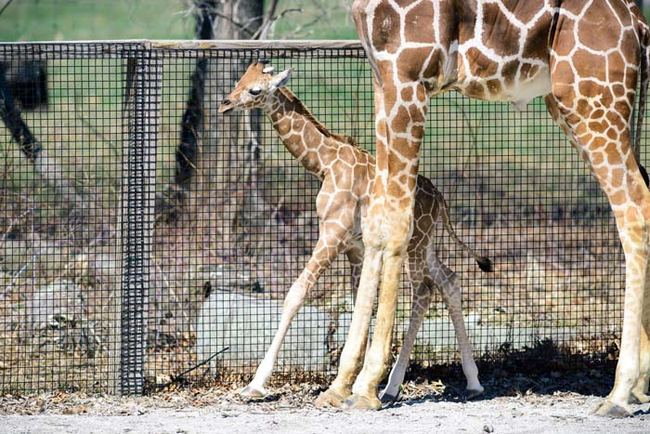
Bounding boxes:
[219,99,234,114]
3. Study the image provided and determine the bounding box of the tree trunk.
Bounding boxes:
[196,0,265,258]
[155,0,217,222]
[1,62,82,209]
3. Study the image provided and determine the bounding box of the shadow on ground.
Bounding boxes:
[387,338,618,408]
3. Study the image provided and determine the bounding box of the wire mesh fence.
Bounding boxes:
[0,40,633,395]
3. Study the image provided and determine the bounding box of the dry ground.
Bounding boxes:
[2,381,650,434]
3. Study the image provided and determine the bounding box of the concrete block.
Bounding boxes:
[197,290,330,371]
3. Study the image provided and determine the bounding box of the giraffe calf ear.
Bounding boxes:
[270,68,293,89]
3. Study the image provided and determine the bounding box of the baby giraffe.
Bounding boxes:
[219,62,492,403]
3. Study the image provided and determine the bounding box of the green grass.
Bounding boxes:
[273,0,358,39]
[0,0,192,41]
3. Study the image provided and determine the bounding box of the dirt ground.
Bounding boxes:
[2,376,650,434]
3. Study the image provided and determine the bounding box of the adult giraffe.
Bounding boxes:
[314,0,650,417]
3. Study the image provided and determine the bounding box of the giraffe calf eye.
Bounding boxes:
[249,88,262,96]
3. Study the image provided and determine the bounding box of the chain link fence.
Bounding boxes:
[0,40,634,395]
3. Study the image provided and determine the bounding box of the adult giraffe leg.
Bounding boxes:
[315,85,389,408]
[546,89,650,417]
[343,218,411,410]
[598,203,649,417]
[380,245,431,403]
[631,274,650,403]
[240,221,349,398]
[344,80,428,410]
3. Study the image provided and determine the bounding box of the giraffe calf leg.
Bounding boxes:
[240,280,309,398]
[430,254,483,397]
[444,283,484,398]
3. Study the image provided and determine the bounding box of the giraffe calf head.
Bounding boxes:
[219,61,293,114]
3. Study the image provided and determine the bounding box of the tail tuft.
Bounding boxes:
[476,256,493,273]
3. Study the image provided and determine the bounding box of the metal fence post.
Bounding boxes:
[119,44,161,395]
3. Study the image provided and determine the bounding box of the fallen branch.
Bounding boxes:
[154,346,230,388]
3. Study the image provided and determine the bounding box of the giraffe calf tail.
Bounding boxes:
[438,195,493,273]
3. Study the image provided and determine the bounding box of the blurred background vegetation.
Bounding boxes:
[0,0,358,41]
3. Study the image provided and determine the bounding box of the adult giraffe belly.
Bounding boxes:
[452,58,552,110]
[449,0,555,109]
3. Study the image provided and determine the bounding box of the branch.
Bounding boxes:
[154,346,230,388]
[211,10,253,35]
[210,6,265,38]
[0,0,15,18]
[252,7,304,40]
[280,14,320,39]
[264,0,280,22]
[254,0,280,39]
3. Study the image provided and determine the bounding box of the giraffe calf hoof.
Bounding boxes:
[379,389,400,404]
[342,394,382,411]
[465,386,485,400]
[239,384,268,399]
[592,400,632,418]
[315,389,346,408]
[630,391,650,404]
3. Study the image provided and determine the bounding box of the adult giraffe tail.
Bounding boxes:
[635,19,650,187]
[438,196,493,273]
